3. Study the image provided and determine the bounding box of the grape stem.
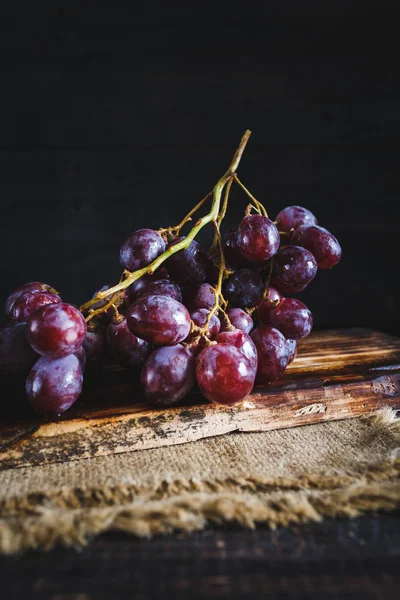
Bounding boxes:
[234,174,268,217]
[80,130,252,318]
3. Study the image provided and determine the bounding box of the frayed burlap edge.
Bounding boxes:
[0,409,399,554]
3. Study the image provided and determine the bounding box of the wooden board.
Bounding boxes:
[1,328,400,471]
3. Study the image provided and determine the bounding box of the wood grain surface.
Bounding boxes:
[1,328,400,471]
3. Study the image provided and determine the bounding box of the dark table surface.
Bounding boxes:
[2,513,399,599]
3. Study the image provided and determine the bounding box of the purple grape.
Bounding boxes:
[196,343,255,405]
[287,339,297,364]
[9,291,62,323]
[258,290,282,325]
[291,225,342,269]
[190,309,220,338]
[5,282,58,321]
[263,298,313,339]
[223,229,247,268]
[275,206,317,233]
[135,279,182,303]
[27,303,87,358]
[185,309,221,355]
[0,322,38,376]
[225,307,253,334]
[250,326,289,384]
[183,283,215,312]
[215,329,258,372]
[165,237,209,285]
[107,318,152,367]
[120,229,166,272]
[26,354,83,417]
[140,344,195,407]
[74,346,87,371]
[222,269,263,309]
[83,326,106,365]
[271,245,318,294]
[236,215,280,262]
[127,295,191,346]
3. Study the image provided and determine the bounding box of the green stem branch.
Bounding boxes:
[80,130,252,315]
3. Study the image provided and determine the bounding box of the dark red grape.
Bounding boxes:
[215,329,258,371]
[26,354,83,417]
[225,308,253,334]
[196,343,255,405]
[74,346,86,371]
[222,269,263,309]
[183,283,215,312]
[140,344,195,407]
[271,245,318,294]
[165,237,209,285]
[275,206,317,233]
[236,215,280,262]
[107,318,152,367]
[190,309,220,338]
[223,229,247,268]
[27,303,87,358]
[127,295,191,346]
[185,309,221,355]
[0,322,38,376]
[291,225,342,269]
[5,282,58,321]
[83,326,106,366]
[262,297,313,339]
[120,229,166,272]
[250,326,289,384]
[287,339,297,364]
[9,291,62,323]
[125,269,171,306]
[258,288,282,325]
[135,279,182,303]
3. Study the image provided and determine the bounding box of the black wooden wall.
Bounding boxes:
[1,2,399,334]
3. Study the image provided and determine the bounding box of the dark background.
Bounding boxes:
[1,1,399,335]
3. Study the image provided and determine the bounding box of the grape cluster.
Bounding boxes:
[0,203,341,417]
[0,133,341,417]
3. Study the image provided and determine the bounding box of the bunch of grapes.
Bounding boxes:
[0,131,341,417]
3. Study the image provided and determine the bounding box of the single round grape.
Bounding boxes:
[27,303,87,358]
[291,225,342,269]
[140,344,195,407]
[26,354,83,417]
[264,298,313,339]
[196,343,255,405]
[236,215,280,262]
[257,288,282,325]
[183,283,215,312]
[250,326,289,384]
[127,295,191,346]
[74,346,86,371]
[275,206,317,233]
[107,318,152,367]
[9,291,62,323]
[125,269,172,306]
[225,307,253,334]
[83,327,106,366]
[215,329,258,371]
[0,322,38,376]
[223,229,247,268]
[271,245,318,294]
[120,229,166,272]
[135,279,182,303]
[222,269,263,309]
[5,282,58,321]
[190,309,220,338]
[165,237,209,285]
[287,339,297,364]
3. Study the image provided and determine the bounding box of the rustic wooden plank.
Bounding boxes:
[0,328,399,471]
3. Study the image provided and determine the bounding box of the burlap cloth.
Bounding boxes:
[0,409,399,554]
